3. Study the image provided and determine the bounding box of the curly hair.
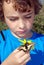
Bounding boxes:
[0,0,42,22]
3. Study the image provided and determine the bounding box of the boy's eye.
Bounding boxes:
[7,16,19,21]
[24,15,32,19]
[24,12,33,19]
[9,17,19,21]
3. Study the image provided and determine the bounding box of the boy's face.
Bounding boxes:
[3,1,35,38]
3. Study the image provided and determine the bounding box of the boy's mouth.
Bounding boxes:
[18,30,26,34]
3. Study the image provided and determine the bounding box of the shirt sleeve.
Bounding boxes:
[29,35,44,65]
[40,35,44,65]
[0,33,3,64]
[0,34,1,64]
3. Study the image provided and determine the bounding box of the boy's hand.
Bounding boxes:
[2,48,31,65]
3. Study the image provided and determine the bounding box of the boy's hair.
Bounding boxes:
[0,0,42,22]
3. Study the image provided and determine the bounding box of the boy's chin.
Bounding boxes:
[17,34,27,38]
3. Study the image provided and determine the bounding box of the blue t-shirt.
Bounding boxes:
[0,29,44,65]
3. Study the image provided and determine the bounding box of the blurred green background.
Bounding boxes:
[0,5,44,34]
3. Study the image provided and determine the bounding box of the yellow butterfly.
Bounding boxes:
[19,39,34,52]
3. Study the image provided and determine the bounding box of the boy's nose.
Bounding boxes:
[19,19,25,29]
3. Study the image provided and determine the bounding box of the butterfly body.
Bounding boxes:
[19,41,34,52]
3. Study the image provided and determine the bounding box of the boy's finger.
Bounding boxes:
[13,48,19,54]
[19,53,30,63]
[22,57,31,65]
[23,58,30,65]
[16,50,25,58]
[13,46,25,54]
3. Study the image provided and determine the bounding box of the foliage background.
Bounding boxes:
[0,5,44,34]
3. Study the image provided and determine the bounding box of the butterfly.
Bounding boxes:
[19,39,34,52]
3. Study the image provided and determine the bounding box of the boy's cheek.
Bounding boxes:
[26,20,34,27]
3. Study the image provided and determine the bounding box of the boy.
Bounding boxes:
[0,0,44,65]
